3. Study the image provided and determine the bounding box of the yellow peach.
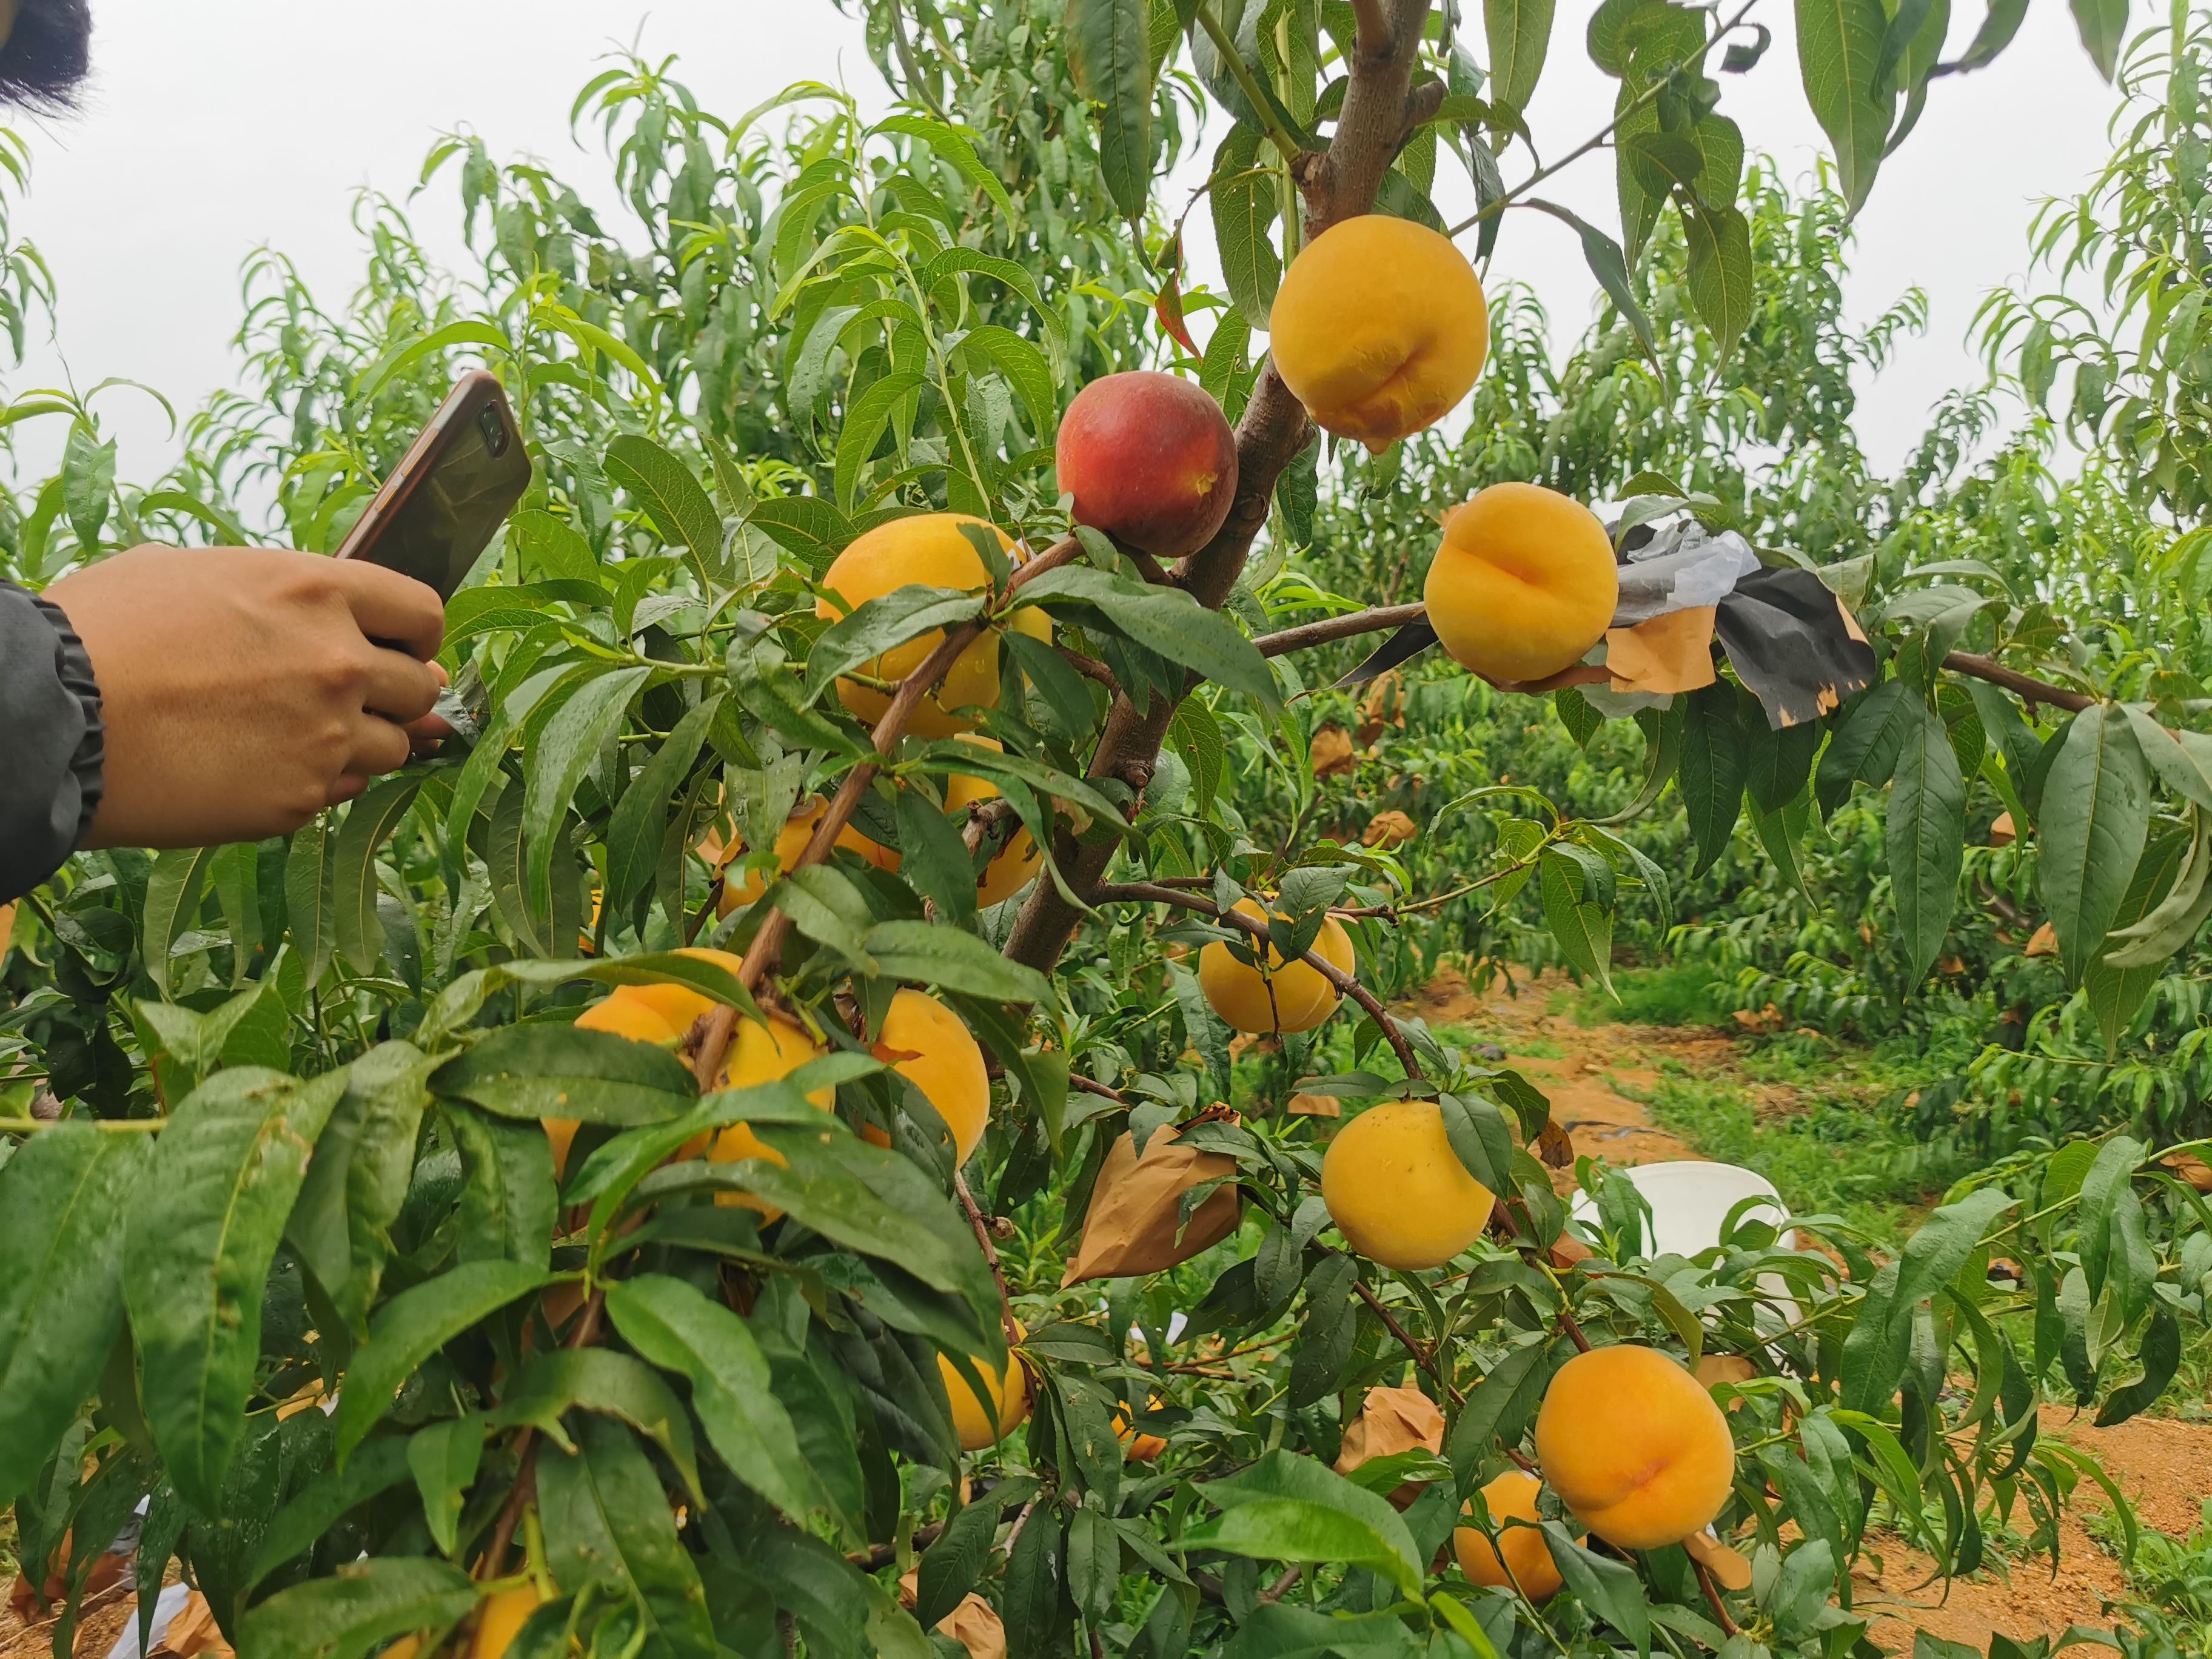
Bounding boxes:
[1453,1469,1574,1599]
[709,1014,836,1221]
[1197,897,1353,1036]
[940,1322,1030,1451]
[554,949,749,1173]
[875,988,991,1164]
[816,514,1051,737]
[719,796,899,916]
[1269,215,1489,451]
[469,1585,545,1659]
[1320,1099,1495,1271]
[1533,1345,1737,1550]
[1424,483,1618,684]
[942,736,1041,907]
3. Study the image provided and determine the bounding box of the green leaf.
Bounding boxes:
[876,115,1016,218]
[1540,848,1614,997]
[62,425,116,549]
[1526,197,1658,357]
[605,434,723,588]
[1947,0,2029,72]
[1184,1449,1423,1595]
[1679,683,1746,875]
[833,369,924,510]
[142,847,216,999]
[333,1259,549,1461]
[407,1416,485,1559]
[2094,1302,2179,1426]
[956,326,1059,439]
[806,584,985,702]
[1796,0,1897,212]
[2038,705,2151,983]
[236,1557,478,1659]
[523,665,648,904]
[538,1416,717,1659]
[244,1438,415,1592]
[862,919,1053,1002]
[1544,1522,1650,1657]
[1888,698,1966,981]
[1446,1339,1552,1484]
[0,1127,153,1509]
[431,1024,698,1124]
[603,1275,826,1523]
[2069,0,2128,79]
[1211,127,1281,328]
[605,696,720,921]
[492,1347,703,1504]
[1017,565,1276,706]
[895,784,978,930]
[1683,203,1754,357]
[915,1496,1000,1629]
[447,1104,557,1272]
[333,777,423,978]
[2088,822,2197,1040]
[124,1067,347,1512]
[284,821,337,988]
[284,1041,437,1330]
[1815,679,1916,811]
[1067,0,1155,218]
[1486,0,1557,112]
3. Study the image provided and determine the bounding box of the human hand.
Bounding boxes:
[45,545,447,850]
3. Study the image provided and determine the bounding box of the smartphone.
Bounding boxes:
[333,369,533,600]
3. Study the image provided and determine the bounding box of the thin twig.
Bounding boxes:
[1068,1073,1131,1104]
[1693,1557,1740,1638]
[1259,1564,1305,1603]
[1943,650,2094,714]
[1193,0,1304,161]
[1090,881,1424,1079]
[1253,602,1427,659]
[1354,1278,1466,1406]
[1556,1298,1593,1355]
[481,1287,606,1578]
[956,1171,1024,1346]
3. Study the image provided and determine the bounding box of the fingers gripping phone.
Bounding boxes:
[335,370,533,601]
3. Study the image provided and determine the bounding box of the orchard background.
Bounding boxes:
[4,2,2212,1658]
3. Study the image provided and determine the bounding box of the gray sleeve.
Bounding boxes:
[0,579,104,902]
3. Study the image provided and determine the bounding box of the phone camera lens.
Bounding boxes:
[477,404,509,457]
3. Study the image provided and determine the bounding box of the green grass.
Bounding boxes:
[1572,964,1732,1028]
[2088,1500,2212,1655]
[1617,1037,1953,1247]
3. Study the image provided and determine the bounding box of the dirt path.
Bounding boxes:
[1404,965,2207,1652]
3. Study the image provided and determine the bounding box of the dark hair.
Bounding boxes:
[0,0,90,112]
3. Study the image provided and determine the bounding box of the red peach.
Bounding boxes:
[1055,370,1238,559]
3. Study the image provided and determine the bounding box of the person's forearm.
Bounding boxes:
[0,578,103,902]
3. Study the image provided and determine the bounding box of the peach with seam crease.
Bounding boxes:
[1197,896,1354,1034]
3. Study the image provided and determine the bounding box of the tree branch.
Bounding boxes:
[1253,602,1427,658]
[1942,651,2093,714]
[956,1171,1024,1346]
[1002,0,1435,976]
[1353,1277,1466,1406]
[1090,881,1423,1079]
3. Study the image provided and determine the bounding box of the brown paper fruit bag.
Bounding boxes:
[1062,1119,1241,1285]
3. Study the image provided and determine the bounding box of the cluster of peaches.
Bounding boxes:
[550,212,1728,1569]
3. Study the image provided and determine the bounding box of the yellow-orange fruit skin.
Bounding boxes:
[1269,215,1490,451]
[816,514,1051,737]
[1424,483,1620,684]
[720,797,899,915]
[1197,897,1354,1035]
[469,1586,545,1659]
[1534,1346,1737,1550]
[1321,1099,1495,1271]
[877,988,991,1164]
[940,1323,1030,1451]
[554,949,749,1171]
[710,1016,835,1220]
[943,737,1041,907]
[1453,1470,1573,1599]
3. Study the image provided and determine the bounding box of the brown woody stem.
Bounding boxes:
[481,1287,605,1579]
[1354,1277,1466,1407]
[1090,881,1424,1079]
[955,1171,1023,1346]
[1694,1558,1740,1637]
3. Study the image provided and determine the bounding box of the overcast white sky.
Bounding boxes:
[4,0,2126,498]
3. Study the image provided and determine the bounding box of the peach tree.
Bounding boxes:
[1,4,2207,1659]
